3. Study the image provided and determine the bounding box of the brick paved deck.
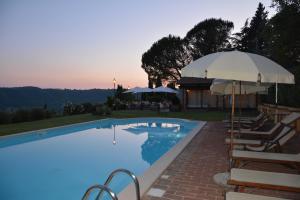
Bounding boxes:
[142,122,300,200]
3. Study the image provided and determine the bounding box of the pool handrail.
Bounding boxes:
[96,168,140,200]
[82,184,118,200]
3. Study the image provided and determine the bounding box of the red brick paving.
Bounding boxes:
[142,122,300,200]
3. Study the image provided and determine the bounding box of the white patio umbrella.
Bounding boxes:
[182,50,294,188]
[182,50,294,84]
[152,86,178,93]
[123,87,140,93]
[123,87,153,94]
[182,50,295,151]
[123,87,153,102]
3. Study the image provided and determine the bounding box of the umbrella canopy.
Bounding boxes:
[182,50,294,84]
[210,79,270,95]
[152,86,178,93]
[123,87,153,94]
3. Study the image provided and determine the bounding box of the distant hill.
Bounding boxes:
[0,87,114,111]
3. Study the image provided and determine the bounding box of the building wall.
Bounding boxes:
[184,89,257,109]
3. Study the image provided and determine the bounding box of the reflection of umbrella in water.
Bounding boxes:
[96,123,113,129]
[123,125,180,135]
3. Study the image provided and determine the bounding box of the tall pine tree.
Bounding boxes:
[234,3,268,54]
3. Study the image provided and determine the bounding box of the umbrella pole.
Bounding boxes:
[238,81,242,134]
[230,81,236,152]
[275,81,278,122]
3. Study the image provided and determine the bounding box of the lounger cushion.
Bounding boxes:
[229,168,300,190]
[281,112,300,125]
[226,192,290,200]
[232,150,300,163]
[225,138,261,145]
[244,126,295,152]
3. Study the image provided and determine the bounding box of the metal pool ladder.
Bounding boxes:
[82,168,141,200]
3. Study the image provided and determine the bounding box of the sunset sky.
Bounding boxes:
[0,0,276,89]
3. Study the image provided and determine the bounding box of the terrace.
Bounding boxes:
[142,121,300,200]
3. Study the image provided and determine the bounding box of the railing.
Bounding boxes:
[82,185,118,200]
[96,169,140,200]
[82,168,140,200]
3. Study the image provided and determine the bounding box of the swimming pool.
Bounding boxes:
[0,118,203,200]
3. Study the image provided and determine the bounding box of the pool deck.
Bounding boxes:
[142,122,300,200]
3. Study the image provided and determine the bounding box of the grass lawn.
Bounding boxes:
[0,110,227,136]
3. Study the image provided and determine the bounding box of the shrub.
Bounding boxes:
[12,109,30,123]
[105,96,114,108]
[30,108,46,120]
[115,101,126,110]
[82,102,94,113]
[170,95,180,105]
[45,110,55,118]
[63,102,74,115]
[0,111,12,124]
[73,104,85,114]
[93,105,112,116]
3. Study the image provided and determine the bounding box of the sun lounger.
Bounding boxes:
[228,168,300,192]
[232,126,296,152]
[223,113,264,123]
[226,191,290,200]
[225,114,269,131]
[281,112,300,125]
[245,126,295,152]
[231,150,300,169]
[225,138,262,145]
[226,123,283,140]
[225,125,289,146]
[226,112,300,134]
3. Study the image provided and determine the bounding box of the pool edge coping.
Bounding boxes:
[118,120,206,200]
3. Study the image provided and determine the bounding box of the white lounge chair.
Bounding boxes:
[227,125,296,152]
[225,138,262,145]
[228,168,300,193]
[231,150,300,169]
[225,113,268,131]
[223,113,265,124]
[225,123,283,142]
[226,112,300,136]
[226,191,291,200]
[281,112,300,126]
[244,126,296,152]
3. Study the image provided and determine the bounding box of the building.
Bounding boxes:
[178,77,258,110]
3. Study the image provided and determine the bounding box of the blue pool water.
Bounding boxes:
[0,118,199,200]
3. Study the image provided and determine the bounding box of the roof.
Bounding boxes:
[178,77,213,89]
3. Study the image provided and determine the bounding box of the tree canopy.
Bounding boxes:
[141,35,191,87]
[234,1,300,106]
[263,1,300,106]
[185,18,234,59]
[141,18,233,87]
[234,3,268,54]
